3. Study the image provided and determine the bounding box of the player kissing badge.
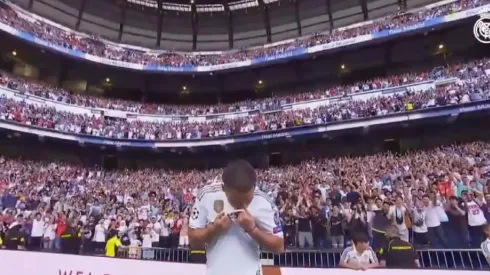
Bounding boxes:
[214,200,224,213]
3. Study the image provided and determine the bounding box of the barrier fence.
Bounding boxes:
[116,247,489,269]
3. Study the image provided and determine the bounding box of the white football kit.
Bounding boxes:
[189,184,284,275]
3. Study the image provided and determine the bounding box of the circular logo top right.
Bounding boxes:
[474,13,490,44]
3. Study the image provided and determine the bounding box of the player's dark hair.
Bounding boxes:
[351,232,369,245]
[222,159,256,192]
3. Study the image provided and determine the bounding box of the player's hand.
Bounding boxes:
[237,207,256,233]
[213,212,232,232]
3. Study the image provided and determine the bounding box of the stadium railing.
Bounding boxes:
[116,247,489,269]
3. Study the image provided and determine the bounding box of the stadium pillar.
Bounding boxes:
[294,0,302,36]
[398,0,407,10]
[28,0,34,10]
[384,41,394,69]
[218,75,225,103]
[359,0,368,20]
[325,0,333,30]
[258,0,272,43]
[75,0,87,31]
[58,60,72,89]
[118,6,126,42]
[225,6,233,49]
[156,0,164,47]
[143,76,150,103]
[191,3,198,51]
[293,61,303,83]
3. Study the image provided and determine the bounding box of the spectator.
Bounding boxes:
[422,194,448,247]
[29,212,44,251]
[310,206,328,248]
[296,206,314,248]
[93,219,107,252]
[463,191,488,247]
[412,200,430,246]
[445,196,468,248]
[55,214,66,251]
[42,215,57,251]
[329,205,345,248]
[178,214,189,248]
[389,196,410,242]
[281,208,297,247]
[339,233,379,270]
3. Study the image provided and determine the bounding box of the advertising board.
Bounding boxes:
[0,250,481,275]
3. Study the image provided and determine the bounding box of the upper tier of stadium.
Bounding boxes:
[0,58,487,144]
[1,0,488,72]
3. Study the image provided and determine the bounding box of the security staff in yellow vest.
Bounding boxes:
[4,224,26,250]
[105,229,122,258]
[60,219,82,254]
[377,225,420,268]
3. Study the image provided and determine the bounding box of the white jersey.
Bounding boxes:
[340,246,378,266]
[466,201,487,227]
[189,184,283,275]
[482,238,490,265]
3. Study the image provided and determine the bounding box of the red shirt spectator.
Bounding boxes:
[56,217,67,236]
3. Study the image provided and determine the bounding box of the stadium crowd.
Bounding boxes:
[0,0,487,67]
[0,58,488,140]
[0,57,488,116]
[0,141,489,253]
[0,70,431,115]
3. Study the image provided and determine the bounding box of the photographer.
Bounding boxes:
[377,225,420,268]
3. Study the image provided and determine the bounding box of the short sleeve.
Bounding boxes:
[255,195,284,237]
[368,247,379,263]
[340,247,352,263]
[482,241,490,258]
[189,195,208,229]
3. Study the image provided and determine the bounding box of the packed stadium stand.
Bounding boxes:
[0,0,489,273]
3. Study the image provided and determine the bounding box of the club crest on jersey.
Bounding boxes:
[214,200,224,213]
